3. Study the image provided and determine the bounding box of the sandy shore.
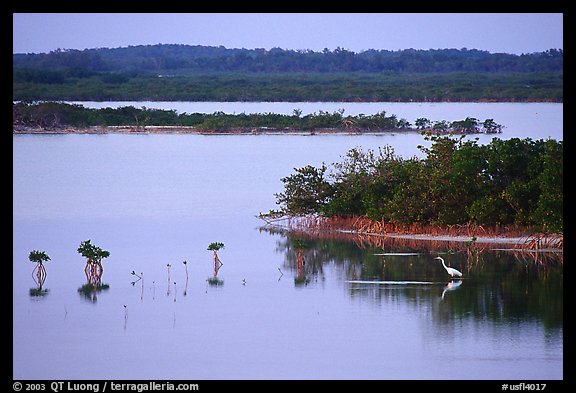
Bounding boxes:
[341,231,562,252]
[384,233,531,244]
[11,125,448,136]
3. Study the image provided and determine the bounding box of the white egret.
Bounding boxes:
[434,256,463,277]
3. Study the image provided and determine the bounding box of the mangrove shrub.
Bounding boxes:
[273,135,563,232]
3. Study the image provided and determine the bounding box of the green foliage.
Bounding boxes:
[13,71,563,102]
[275,164,334,215]
[28,250,50,264]
[13,102,506,137]
[12,45,563,102]
[207,242,225,251]
[77,240,110,262]
[13,45,563,75]
[275,136,563,232]
[207,277,224,286]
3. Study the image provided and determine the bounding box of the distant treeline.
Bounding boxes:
[13,45,563,74]
[271,135,563,232]
[12,102,503,134]
[13,45,563,102]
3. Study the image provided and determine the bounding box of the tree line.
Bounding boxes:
[12,102,503,134]
[272,135,563,233]
[13,45,563,102]
[13,45,563,74]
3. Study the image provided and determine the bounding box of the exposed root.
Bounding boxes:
[260,214,563,264]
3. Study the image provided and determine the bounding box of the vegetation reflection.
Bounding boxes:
[292,238,310,286]
[265,227,562,330]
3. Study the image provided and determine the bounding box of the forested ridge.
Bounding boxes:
[13,45,563,102]
[13,45,563,74]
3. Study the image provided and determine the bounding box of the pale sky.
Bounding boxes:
[13,13,563,55]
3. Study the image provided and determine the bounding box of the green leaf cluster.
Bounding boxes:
[28,250,50,264]
[207,242,225,251]
[77,240,110,262]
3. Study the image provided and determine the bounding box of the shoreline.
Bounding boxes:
[259,216,563,253]
[12,125,493,136]
[329,230,562,251]
[377,233,561,251]
[262,225,564,255]
[339,230,531,244]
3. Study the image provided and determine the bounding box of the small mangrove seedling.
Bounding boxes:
[130,270,143,299]
[207,242,224,270]
[183,260,188,296]
[130,270,142,285]
[207,242,225,286]
[77,240,110,286]
[166,264,172,295]
[77,240,110,302]
[29,250,50,287]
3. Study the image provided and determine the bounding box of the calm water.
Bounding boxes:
[13,103,563,380]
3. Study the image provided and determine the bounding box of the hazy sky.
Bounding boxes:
[13,13,563,55]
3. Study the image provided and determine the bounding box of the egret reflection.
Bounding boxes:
[441,280,463,300]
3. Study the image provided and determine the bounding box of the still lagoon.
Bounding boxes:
[13,103,562,380]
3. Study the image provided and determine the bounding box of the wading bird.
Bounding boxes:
[435,256,463,278]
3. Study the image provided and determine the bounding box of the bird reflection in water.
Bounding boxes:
[441,280,462,300]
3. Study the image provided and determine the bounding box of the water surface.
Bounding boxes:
[69,101,563,141]
[13,103,563,380]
